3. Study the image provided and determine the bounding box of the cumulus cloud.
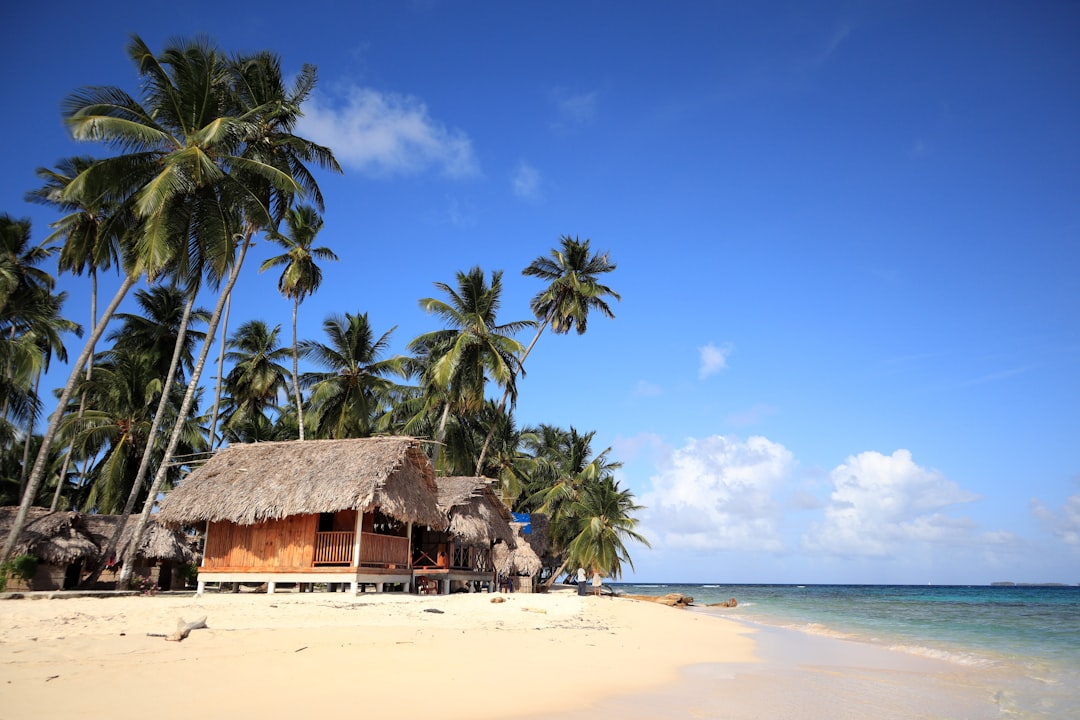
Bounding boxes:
[726,403,777,427]
[511,160,542,200]
[298,87,478,177]
[550,87,598,130]
[640,435,794,553]
[699,342,732,380]
[803,450,980,557]
[1031,491,1080,546]
[633,379,662,397]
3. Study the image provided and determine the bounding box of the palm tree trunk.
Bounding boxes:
[2,273,138,563]
[429,401,451,475]
[292,295,304,441]
[18,370,42,497]
[118,234,253,589]
[474,314,553,475]
[50,271,97,512]
[206,292,231,450]
[81,293,195,588]
[542,555,571,591]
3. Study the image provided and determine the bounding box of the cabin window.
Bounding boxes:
[318,512,335,532]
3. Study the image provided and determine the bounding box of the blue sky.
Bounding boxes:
[4,1,1078,584]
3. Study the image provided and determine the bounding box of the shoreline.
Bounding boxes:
[0,588,1046,719]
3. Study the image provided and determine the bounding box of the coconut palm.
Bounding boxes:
[565,477,649,580]
[301,312,407,439]
[409,267,532,472]
[109,286,208,381]
[260,205,338,440]
[81,40,339,588]
[474,237,619,473]
[522,425,624,588]
[218,320,290,440]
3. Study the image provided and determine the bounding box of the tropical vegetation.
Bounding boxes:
[0,35,646,588]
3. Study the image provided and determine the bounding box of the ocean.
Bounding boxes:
[610,583,1080,719]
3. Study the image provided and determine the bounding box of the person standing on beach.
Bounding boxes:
[591,569,603,596]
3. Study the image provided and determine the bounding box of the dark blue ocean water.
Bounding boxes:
[612,583,1080,718]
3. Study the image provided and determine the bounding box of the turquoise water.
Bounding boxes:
[612,583,1080,718]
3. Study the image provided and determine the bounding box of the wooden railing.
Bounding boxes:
[359,532,409,568]
[313,531,411,568]
[314,531,354,565]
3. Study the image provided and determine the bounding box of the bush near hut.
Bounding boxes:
[1,554,39,589]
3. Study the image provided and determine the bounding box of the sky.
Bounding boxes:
[3,1,1078,585]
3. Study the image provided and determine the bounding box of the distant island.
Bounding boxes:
[990,582,1073,587]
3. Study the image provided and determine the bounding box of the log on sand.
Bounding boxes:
[163,616,208,642]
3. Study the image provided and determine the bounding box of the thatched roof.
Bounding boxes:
[0,508,99,565]
[157,437,447,529]
[492,523,543,577]
[80,515,196,565]
[517,512,553,565]
[0,507,196,565]
[436,476,514,545]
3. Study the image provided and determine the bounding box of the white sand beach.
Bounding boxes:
[0,589,757,720]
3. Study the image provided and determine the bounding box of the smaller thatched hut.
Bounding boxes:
[411,476,515,594]
[0,508,195,591]
[157,437,447,594]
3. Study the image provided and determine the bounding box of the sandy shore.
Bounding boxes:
[0,588,756,720]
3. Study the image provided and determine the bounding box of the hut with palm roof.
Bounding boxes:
[157,437,447,594]
[412,476,515,594]
[0,507,194,590]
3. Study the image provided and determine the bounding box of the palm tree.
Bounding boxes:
[474,237,619,473]
[108,286,209,381]
[522,425,624,588]
[260,205,338,440]
[409,267,532,473]
[565,477,649,580]
[301,312,407,439]
[219,320,290,440]
[60,38,339,587]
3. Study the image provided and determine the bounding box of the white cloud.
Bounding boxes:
[511,160,542,200]
[633,379,662,397]
[725,403,777,427]
[298,87,478,178]
[640,435,794,553]
[550,87,598,130]
[1031,491,1080,546]
[803,450,980,557]
[698,342,732,379]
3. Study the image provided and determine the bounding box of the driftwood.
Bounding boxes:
[166,616,208,642]
[623,593,695,608]
[706,598,738,608]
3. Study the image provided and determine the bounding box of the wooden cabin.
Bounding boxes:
[157,437,448,594]
[412,476,515,594]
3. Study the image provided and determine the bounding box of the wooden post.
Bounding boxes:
[351,510,364,595]
[267,581,276,594]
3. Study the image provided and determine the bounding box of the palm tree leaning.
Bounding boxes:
[474,236,619,474]
[565,477,649,581]
[260,205,338,440]
[117,41,339,588]
[409,267,532,474]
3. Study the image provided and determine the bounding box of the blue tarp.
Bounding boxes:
[511,512,531,534]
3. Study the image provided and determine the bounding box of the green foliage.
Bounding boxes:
[1,554,39,583]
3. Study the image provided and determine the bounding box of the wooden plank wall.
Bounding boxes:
[204,515,318,569]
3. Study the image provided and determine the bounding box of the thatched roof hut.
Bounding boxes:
[157,437,447,529]
[0,508,98,565]
[80,515,196,565]
[492,527,543,576]
[436,476,515,545]
[0,507,196,566]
